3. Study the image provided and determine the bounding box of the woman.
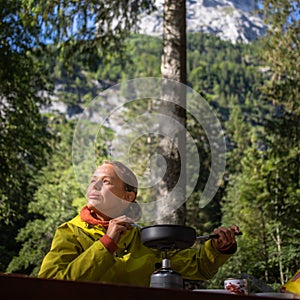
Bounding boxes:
[38,160,240,286]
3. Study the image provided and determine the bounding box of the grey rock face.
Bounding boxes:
[137,0,266,44]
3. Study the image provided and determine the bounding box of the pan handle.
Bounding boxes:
[196,231,242,241]
[130,223,142,229]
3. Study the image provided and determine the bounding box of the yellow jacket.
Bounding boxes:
[38,214,235,286]
[281,269,300,296]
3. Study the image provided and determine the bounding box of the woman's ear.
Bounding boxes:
[125,191,136,203]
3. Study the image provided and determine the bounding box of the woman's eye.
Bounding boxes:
[103,179,110,184]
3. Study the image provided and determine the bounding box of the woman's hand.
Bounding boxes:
[212,225,240,252]
[106,215,135,244]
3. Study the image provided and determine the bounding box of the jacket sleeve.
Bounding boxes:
[172,240,236,281]
[38,222,115,281]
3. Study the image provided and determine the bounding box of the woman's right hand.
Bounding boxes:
[106,215,135,244]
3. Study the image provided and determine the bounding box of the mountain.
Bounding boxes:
[41,1,267,117]
[137,0,267,44]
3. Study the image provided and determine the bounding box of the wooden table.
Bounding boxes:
[0,273,270,300]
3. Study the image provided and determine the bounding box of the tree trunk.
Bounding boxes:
[274,169,284,285]
[156,0,187,224]
[161,0,186,83]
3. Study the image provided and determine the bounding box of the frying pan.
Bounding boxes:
[140,224,196,250]
[140,224,242,250]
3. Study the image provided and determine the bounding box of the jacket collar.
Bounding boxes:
[80,205,109,228]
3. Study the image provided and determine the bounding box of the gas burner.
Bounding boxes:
[140,224,195,289]
[150,251,183,289]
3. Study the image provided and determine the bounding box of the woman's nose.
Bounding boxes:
[94,179,103,190]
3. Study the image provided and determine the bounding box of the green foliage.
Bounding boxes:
[220,144,300,289]
[0,0,53,272]
[22,0,156,71]
[259,0,300,112]
[6,116,82,275]
[218,1,300,288]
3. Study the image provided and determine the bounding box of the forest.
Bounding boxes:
[0,0,299,292]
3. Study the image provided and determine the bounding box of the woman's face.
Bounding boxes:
[86,163,134,220]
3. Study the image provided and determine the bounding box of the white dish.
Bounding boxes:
[193,289,231,294]
[255,292,294,298]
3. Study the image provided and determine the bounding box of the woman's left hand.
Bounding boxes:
[212,225,240,252]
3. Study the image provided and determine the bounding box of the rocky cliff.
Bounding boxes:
[137,0,266,44]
